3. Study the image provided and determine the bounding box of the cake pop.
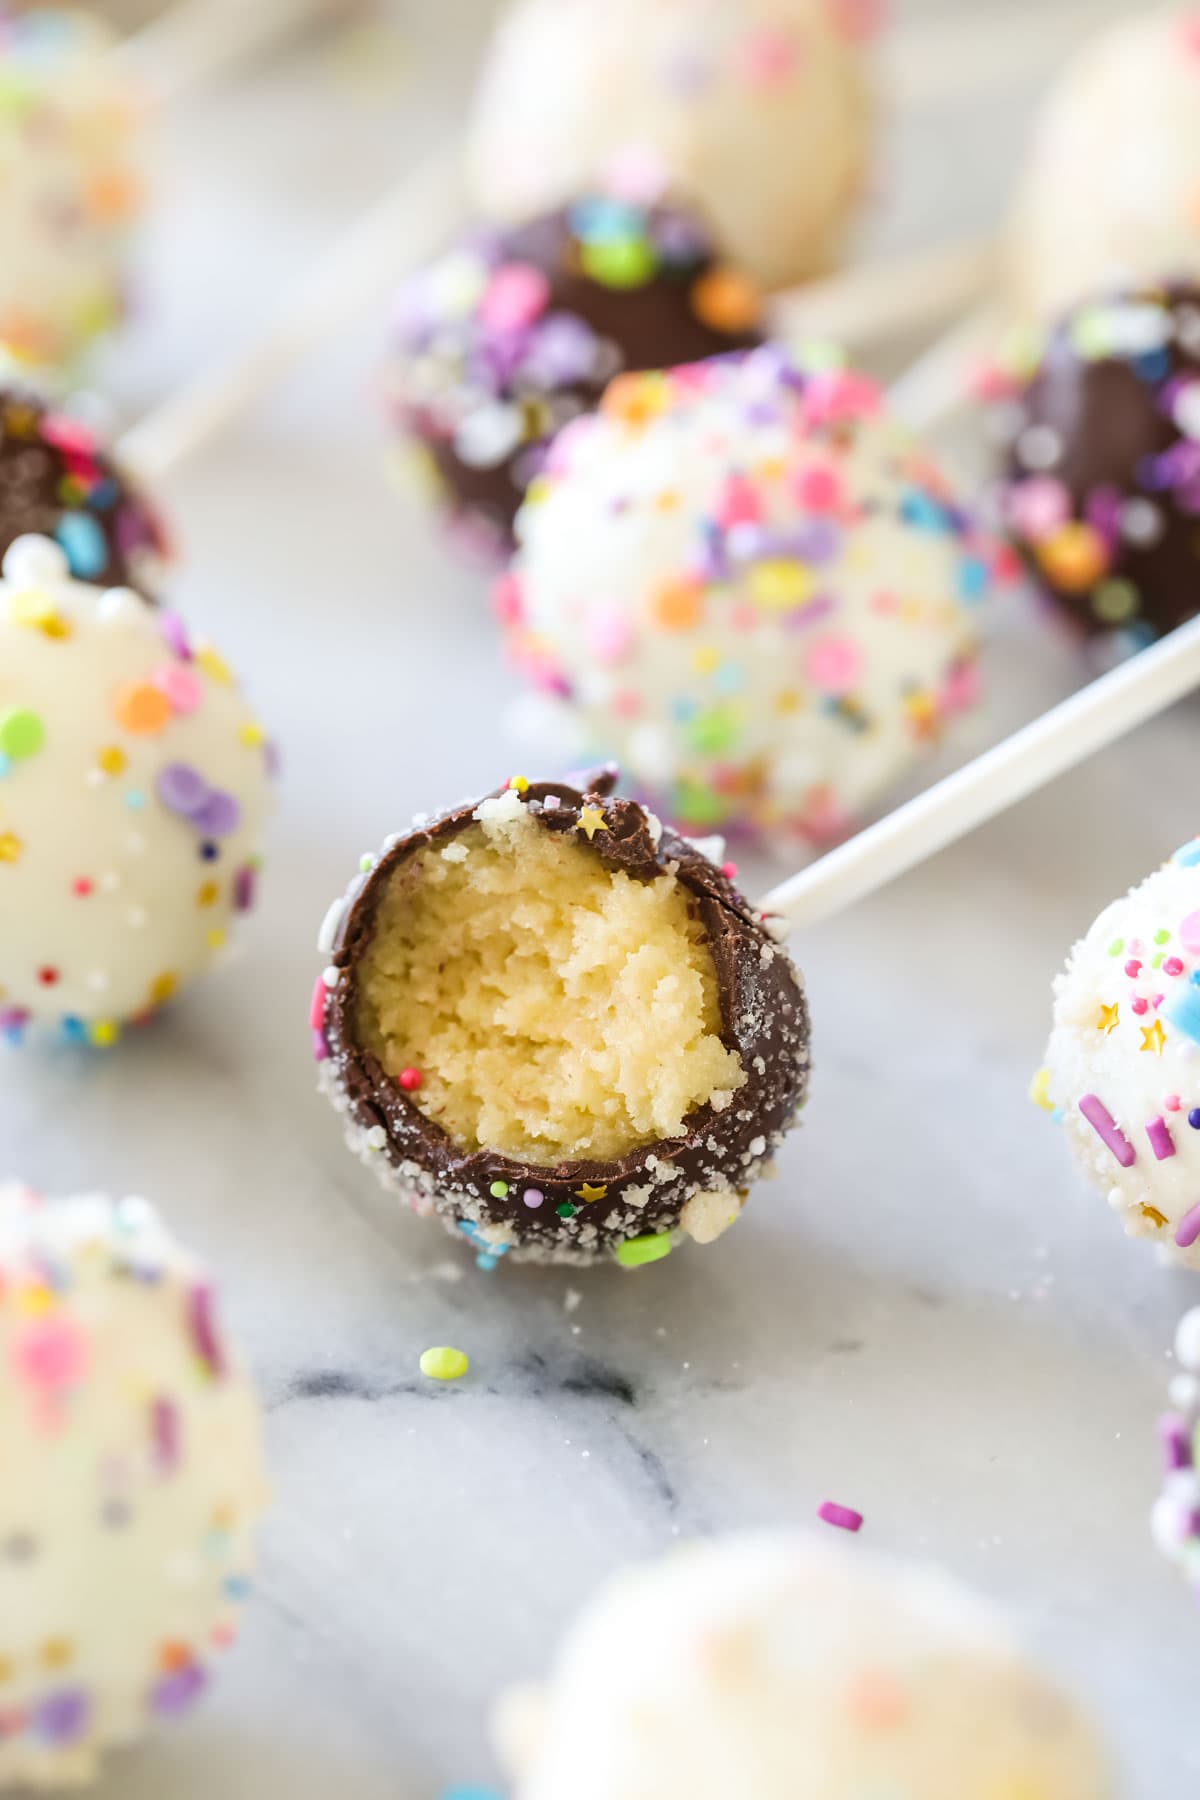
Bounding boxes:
[0,7,143,370]
[0,377,166,593]
[995,282,1200,647]
[0,535,274,1047]
[1008,8,1200,327]
[0,1180,267,1789]
[465,0,877,294]
[386,197,762,559]
[313,769,809,1268]
[501,346,994,844]
[494,1533,1113,1800]
[1038,836,1200,1264]
[1153,1306,1200,1591]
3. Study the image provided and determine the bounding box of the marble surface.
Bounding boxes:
[4,3,1197,1795]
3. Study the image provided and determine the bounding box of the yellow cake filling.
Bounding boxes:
[354,792,746,1164]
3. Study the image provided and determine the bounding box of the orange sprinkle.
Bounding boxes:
[1037,521,1109,593]
[690,265,763,335]
[113,682,171,736]
[651,576,703,632]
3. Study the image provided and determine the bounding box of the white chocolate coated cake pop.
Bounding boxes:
[0,8,143,369]
[495,1534,1113,1800]
[1009,8,1200,325]
[501,348,995,845]
[1038,838,1200,1263]
[0,1182,268,1789]
[465,0,877,293]
[0,536,274,1047]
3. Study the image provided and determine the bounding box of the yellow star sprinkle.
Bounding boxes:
[577,805,608,841]
[1140,1019,1166,1055]
[0,831,22,863]
[1096,1002,1120,1035]
[1140,1204,1168,1230]
[238,721,265,748]
[1029,1067,1054,1112]
[195,644,232,685]
[575,1184,608,1203]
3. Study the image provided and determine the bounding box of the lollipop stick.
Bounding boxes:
[116,142,466,482]
[759,616,1200,935]
[887,301,1003,436]
[773,235,998,356]
[111,0,331,106]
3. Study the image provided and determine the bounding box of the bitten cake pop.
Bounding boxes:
[314,769,808,1268]
[1153,1306,1200,1591]
[996,282,1200,647]
[386,198,762,559]
[1008,8,1200,326]
[494,1534,1113,1800]
[1037,837,1200,1264]
[0,1181,267,1789]
[0,8,143,369]
[501,346,993,843]
[0,380,167,593]
[466,0,877,293]
[0,535,273,1047]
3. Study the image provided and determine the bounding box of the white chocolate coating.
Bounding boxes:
[502,349,991,844]
[0,536,273,1045]
[497,1534,1112,1800]
[1009,9,1200,324]
[0,1182,268,1789]
[1040,839,1200,1265]
[465,0,875,292]
[0,9,143,370]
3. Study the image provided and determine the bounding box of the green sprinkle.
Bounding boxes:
[556,1202,577,1219]
[579,236,658,289]
[419,1346,469,1381]
[1155,929,1171,945]
[615,1233,673,1269]
[0,707,43,760]
[1108,938,1124,957]
[489,1180,509,1199]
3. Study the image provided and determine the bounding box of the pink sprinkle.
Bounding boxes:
[492,571,524,627]
[12,1317,89,1391]
[720,861,738,880]
[308,975,327,1032]
[818,1501,863,1533]
[313,1029,329,1063]
[1165,958,1185,977]
[1182,911,1200,956]
[1079,1094,1137,1168]
[478,263,550,333]
[715,472,762,530]
[1167,1095,1183,1112]
[40,411,98,456]
[1147,1116,1176,1161]
[805,635,862,696]
[1125,959,1142,977]
[187,1284,226,1378]
[795,464,841,512]
[1176,1203,1200,1249]
[152,664,203,715]
[1132,997,1149,1015]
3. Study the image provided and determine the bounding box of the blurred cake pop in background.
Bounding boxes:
[0,6,144,370]
[0,1181,267,1790]
[501,346,995,844]
[0,535,274,1049]
[1038,835,1200,1266]
[385,196,762,559]
[1008,8,1200,326]
[1153,1305,1200,1593]
[994,282,1200,649]
[465,0,878,294]
[495,1534,1113,1800]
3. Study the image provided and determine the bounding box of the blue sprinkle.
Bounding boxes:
[957,556,989,603]
[55,511,107,580]
[125,789,146,811]
[0,752,10,779]
[1133,348,1170,383]
[439,1789,503,1800]
[713,663,745,695]
[900,490,952,533]
[567,197,643,243]
[224,1574,253,1600]
[1175,840,1200,868]
[60,1017,88,1045]
[1168,988,1200,1045]
[90,477,118,512]
[671,696,698,723]
[1189,1109,1200,1130]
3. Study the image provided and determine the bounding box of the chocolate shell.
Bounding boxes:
[998,281,1200,643]
[313,770,810,1268]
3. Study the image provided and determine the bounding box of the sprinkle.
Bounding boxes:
[1029,1067,1055,1111]
[576,804,608,840]
[818,1501,864,1533]
[615,1233,672,1267]
[419,1346,469,1381]
[1167,987,1200,1045]
[308,977,327,1032]
[1176,1204,1200,1250]
[113,681,171,735]
[1096,1002,1119,1034]
[398,1067,423,1092]
[575,1183,607,1203]
[507,774,529,793]
[187,1285,225,1378]
[0,706,43,759]
[523,1188,544,1209]
[489,1180,510,1198]
[1078,1094,1137,1167]
[1147,1117,1176,1161]
[1141,1019,1167,1054]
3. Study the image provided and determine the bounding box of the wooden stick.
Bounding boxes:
[758,616,1200,936]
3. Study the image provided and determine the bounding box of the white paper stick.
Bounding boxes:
[759,615,1200,935]
[109,0,328,107]
[886,0,1128,110]
[117,142,466,483]
[773,234,998,355]
[887,300,1004,437]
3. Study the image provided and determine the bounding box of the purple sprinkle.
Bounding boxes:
[1078,1094,1137,1168]
[160,611,192,661]
[151,1396,181,1474]
[156,762,210,819]
[818,1501,863,1534]
[32,1689,90,1746]
[187,1284,226,1379]
[233,865,256,913]
[523,1188,545,1209]
[313,1029,330,1063]
[151,1663,208,1717]
[1147,1116,1176,1161]
[1161,1413,1193,1471]
[189,789,241,837]
[1176,1201,1200,1249]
